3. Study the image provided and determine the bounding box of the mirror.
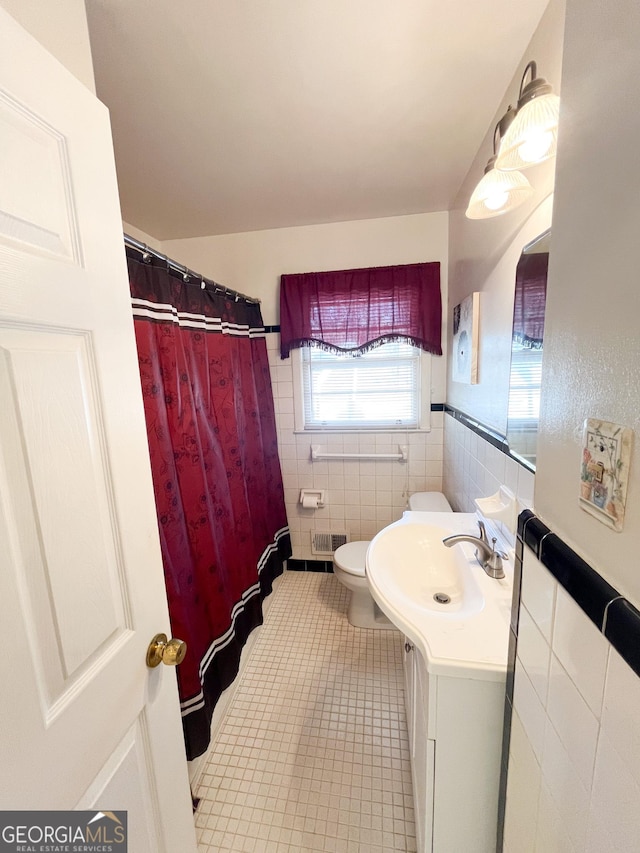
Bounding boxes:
[506,229,550,470]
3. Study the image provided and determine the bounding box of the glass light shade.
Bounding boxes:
[495,93,560,171]
[465,168,533,220]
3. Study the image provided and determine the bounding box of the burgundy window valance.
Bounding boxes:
[513,252,548,348]
[279,262,442,359]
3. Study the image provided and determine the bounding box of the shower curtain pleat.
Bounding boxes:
[127,251,291,760]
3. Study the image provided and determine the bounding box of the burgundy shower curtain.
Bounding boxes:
[127,251,291,760]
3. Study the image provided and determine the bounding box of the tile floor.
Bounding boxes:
[194,571,416,852]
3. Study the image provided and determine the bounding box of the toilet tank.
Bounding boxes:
[408,491,452,512]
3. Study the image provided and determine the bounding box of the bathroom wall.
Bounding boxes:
[443,0,565,528]
[162,212,448,329]
[0,0,95,92]
[123,221,164,252]
[534,0,640,604]
[265,336,446,559]
[504,532,640,853]
[502,0,640,848]
[164,213,450,559]
[447,0,565,437]
[443,412,534,547]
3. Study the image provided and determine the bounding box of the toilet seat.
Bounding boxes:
[331,493,452,631]
[333,541,369,577]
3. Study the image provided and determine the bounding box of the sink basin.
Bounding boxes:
[367,522,484,617]
[366,511,513,679]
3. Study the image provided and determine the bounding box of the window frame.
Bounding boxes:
[291,343,432,433]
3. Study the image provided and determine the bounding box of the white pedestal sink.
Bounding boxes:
[368,521,485,616]
[366,510,513,853]
[367,510,513,677]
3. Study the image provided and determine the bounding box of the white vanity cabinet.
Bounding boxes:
[403,638,505,853]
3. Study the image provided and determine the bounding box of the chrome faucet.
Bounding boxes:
[442,520,506,579]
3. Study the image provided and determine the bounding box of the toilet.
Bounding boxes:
[333,491,453,629]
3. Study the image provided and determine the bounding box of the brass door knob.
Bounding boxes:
[146,633,187,668]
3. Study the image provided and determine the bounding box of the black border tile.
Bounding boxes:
[506,628,518,700]
[445,406,535,473]
[511,551,523,635]
[507,514,640,849]
[496,692,512,853]
[539,534,619,630]
[522,517,551,559]
[287,558,334,573]
[445,405,508,453]
[604,598,640,678]
[518,515,640,701]
[517,509,536,541]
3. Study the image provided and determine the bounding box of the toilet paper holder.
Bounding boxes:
[299,489,325,509]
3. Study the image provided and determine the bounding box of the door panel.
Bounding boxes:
[76,716,162,853]
[0,9,197,851]
[0,328,129,696]
[0,88,80,261]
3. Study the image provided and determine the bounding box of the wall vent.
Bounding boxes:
[311,530,349,555]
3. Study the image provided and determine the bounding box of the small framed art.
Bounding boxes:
[579,418,633,531]
[452,292,479,384]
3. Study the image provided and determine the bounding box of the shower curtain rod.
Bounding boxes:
[124,233,261,305]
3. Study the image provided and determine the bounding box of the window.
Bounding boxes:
[507,345,543,425]
[293,341,431,431]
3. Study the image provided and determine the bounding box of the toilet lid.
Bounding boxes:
[334,540,370,576]
[408,491,452,512]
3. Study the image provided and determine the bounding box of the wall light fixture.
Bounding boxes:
[466,60,560,220]
[496,61,560,171]
[465,108,534,220]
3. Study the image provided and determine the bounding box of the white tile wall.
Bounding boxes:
[546,655,599,790]
[503,711,540,853]
[443,412,535,546]
[504,547,640,852]
[540,717,591,850]
[512,662,546,764]
[521,553,556,643]
[517,605,551,705]
[587,730,640,852]
[267,335,444,559]
[272,380,539,559]
[533,781,576,853]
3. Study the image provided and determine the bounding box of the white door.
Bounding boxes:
[0,10,197,852]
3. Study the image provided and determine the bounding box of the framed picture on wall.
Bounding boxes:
[579,418,632,531]
[452,292,479,384]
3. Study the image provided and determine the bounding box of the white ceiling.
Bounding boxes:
[85,1,550,241]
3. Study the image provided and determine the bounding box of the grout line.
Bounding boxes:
[194,571,416,852]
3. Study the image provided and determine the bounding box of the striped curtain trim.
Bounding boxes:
[180,526,290,717]
[132,297,265,338]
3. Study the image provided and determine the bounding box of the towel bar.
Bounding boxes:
[310,444,407,462]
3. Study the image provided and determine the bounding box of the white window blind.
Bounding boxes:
[508,346,543,422]
[301,341,422,429]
